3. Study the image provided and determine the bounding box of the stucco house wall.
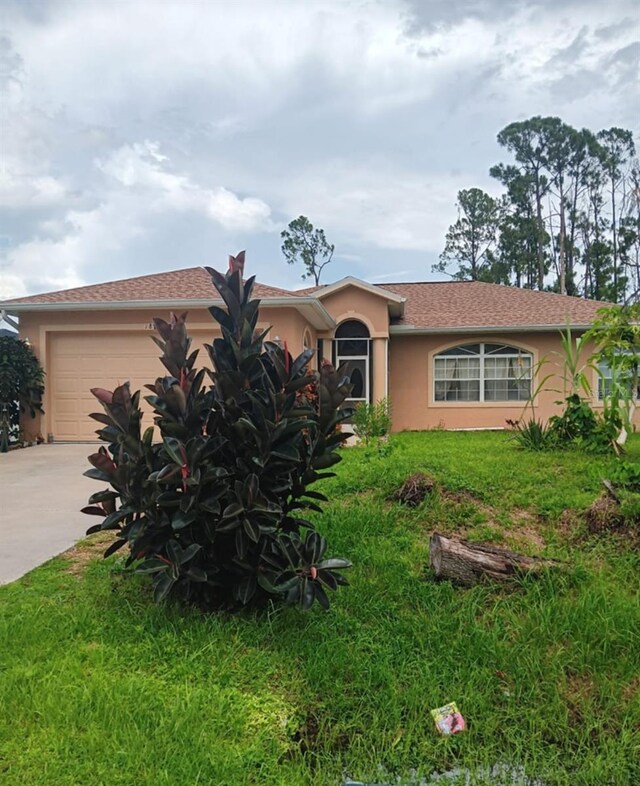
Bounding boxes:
[18,305,314,442]
[387,331,613,432]
[4,266,629,442]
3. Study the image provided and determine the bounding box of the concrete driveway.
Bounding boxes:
[0,444,97,584]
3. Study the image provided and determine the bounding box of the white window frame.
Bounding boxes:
[433,343,532,404]
[335,339,370,404]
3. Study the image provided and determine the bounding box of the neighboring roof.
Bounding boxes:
[1,267,295,306]
[0,328,17,338]
[380,281,609,332]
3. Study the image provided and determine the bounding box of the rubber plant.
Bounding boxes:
[82,253,353,610]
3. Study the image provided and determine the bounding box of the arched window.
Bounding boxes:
[334,319,370,403]
[433,343,532,402]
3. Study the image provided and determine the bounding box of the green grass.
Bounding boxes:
[1,431,639,785]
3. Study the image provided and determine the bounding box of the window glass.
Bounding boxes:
[347,359,367,399]
[434,379,480,401]
[597,358,640,400]
[434,344,532,402]
[334,319,370,403]
[335,320,370,338]
[335,338,369,356]
[437,343,481,356]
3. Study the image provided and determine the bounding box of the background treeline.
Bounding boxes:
[434,116,639,303]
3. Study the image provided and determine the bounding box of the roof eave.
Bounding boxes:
[0,296,336,331]
[390,323,594,335]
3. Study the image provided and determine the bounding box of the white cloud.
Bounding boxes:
[1,140,274,297]
[97,141,273,231]
[0,170,70,208]
[0,0,637,297]
[273,159,489,253]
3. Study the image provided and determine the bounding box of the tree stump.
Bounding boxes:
[429,532,559,587]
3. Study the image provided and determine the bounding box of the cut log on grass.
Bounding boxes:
[429,532,560,587]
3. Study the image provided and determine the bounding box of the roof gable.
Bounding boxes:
[299,276,405,318]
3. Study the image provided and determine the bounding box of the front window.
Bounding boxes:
[434,343,532,403]
[334,319,370,403]
[597,358,640,400]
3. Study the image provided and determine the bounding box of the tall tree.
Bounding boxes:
[490,165,546,288]
[597,128,636,299]
[281,216,335,286]
[618,162,640,301]
[539,117,577,294]
[432,188,502,281]
[563,129,599,296]
[494,117,552,290]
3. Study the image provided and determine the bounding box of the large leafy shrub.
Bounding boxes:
[83,259,353,610]
[0,336,44,452]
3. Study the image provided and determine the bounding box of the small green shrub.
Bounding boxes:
[612,461,640,492]
[0,336,44,452]
[352,397,391,442]
[83,257,353,611]
[548,393,598,442]
[506,417,555,451]
[548,394,621,454]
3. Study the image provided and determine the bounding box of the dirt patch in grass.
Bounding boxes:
[282,710,350,765]
[441,488,484,505]
[560,671,599,726]
[389,473,436,507]
[63,533,113,577]
[405,481,550,555]
[583,494,640,547]
[507,522,546,552]
[585,495,625,534]
[622,675,640,703]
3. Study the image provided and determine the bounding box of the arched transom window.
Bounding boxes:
[334,319,370,403]
[434,343,532,402]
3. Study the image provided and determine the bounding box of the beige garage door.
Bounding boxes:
[49,331,213,441]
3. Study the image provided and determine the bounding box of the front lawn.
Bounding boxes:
[1,432,638,785]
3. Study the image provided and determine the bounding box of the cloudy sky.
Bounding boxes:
[1,0,638,304]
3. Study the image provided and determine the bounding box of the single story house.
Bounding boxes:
[0,264,623,441]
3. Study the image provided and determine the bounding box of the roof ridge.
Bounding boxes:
[380,280,611,305]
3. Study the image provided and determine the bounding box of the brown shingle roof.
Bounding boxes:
[380,281,609,329]
[2,267,610,329]
[3,267,296,305]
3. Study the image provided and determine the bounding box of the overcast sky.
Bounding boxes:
[1,0,638,303]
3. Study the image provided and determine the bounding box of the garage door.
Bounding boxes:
[48,331,213,441]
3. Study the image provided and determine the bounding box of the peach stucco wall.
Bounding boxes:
[316,287,390,337]
[316,287,390,403]
[19,305,313,441]
[18,286,634,440]
[387,331,631,432]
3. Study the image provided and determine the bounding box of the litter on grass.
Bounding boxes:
[430,702,466,735]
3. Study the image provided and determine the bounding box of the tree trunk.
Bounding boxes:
[429,532,559,587]
[611,177,619,299]
[559,195,567,295]
[535,186,545,290]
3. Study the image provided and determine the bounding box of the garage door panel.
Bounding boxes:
[49,331,213,441]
